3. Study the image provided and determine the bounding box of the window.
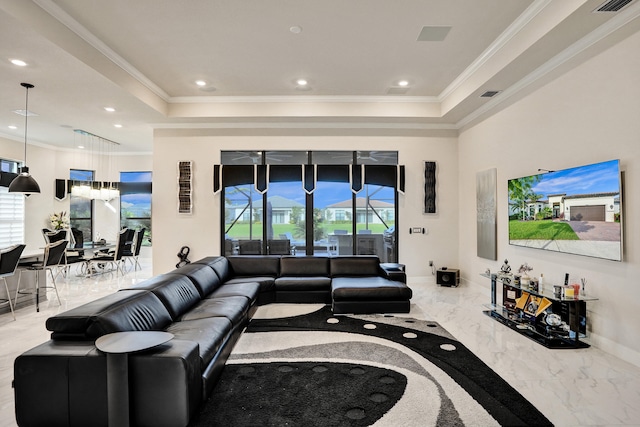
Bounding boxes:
[0,186,24,247]
[0,159,24,247]
[220,151,399,261]
[1,159,19,173]
[120,171,152,246]
[70,169,94,241]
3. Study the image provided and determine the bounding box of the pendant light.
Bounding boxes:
[9,82,41,195]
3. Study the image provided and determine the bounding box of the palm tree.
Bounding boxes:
[508,175,542,220]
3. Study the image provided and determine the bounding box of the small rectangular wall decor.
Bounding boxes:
[178,161,193,214]
[476,168,497,260]
[424,161,436,213]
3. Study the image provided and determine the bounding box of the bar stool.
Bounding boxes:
[0,244,26,320]
[15,240,68,312]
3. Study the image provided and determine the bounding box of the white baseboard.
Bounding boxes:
[587,333,640,369]
[407,276,436,285]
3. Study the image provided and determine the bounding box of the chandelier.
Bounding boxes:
[70,129,120,206]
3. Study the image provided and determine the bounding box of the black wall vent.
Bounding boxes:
[594,0,634,12]
[480,90,501,98]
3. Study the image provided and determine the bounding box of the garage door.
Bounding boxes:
[570,205,605,221]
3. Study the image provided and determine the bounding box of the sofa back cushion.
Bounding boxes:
[46,290,172,340]
[170,263,222,297]
[125,274,202,320]
[280,256,329,277]
[330,256,381,277]
[194,256,232,282]
[227,255,280,277]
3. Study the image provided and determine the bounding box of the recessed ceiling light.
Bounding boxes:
[195,80,207,86]
[8,125,17,130]
[114,124,123,128]
[398,80,409,87]
[10,59,27,67]
[290,26,303,34]
[296,79,308,86]
[78,145,85,149]
[104,107,116,112]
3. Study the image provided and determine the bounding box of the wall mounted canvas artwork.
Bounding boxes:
[477,168,497,260]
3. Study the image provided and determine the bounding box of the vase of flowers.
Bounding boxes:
[49,211,69,230]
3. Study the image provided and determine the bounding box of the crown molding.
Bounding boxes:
[34,0,171,102]
[168,95,440,104]
[439,0,553,102]
[152,120,457,131]
[457,0,640,129]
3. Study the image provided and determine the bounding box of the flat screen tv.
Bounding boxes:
[508,159,622,261]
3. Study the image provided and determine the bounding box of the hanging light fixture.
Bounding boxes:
[69,129,120,202]
[9,82,41,195]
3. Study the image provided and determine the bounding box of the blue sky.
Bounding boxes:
[529,159,620,197]
[227,181,395,207]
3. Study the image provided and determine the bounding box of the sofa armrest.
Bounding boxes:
[380,263,406,283]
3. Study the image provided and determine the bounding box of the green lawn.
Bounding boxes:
[509,219,579,240]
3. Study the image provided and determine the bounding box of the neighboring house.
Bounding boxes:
[268,195,304,224]
[225,195,303,224]
[562,192,620,222]
[325,197,394,224]
[512,192,620,222]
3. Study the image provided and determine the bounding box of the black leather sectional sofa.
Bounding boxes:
[13,255,411,427]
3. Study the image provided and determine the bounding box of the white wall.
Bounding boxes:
[458,30,640,366]
[152,134,459,277]
[0,137,57,250]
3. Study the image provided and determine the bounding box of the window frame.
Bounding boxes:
[69,169,95,242]
[119,171,152,246]
[220,152,399,261]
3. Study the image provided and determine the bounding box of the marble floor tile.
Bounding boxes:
[1,257,639,426]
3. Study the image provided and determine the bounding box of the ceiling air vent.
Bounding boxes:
[594,0,634,12]
[387,87,410,95]
[480,90,501,98]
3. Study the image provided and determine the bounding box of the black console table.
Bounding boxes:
[482,273,597,349]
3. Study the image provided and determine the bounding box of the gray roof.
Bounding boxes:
[267,195,304,208]
[327,197,394,209]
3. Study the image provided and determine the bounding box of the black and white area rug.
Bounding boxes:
[191,305,552,426]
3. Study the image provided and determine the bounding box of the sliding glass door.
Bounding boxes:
[220,151,399,261]
[224,182,263,255]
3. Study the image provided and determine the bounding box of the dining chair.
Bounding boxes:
[44,229,67,244]
[86,229,129,276]
[267,239,291,255]
[15,240,68,312]
[279,232,297,254]
[120,228,135,258]
[45,229,81,276]
[0,244,26,320]
[41,228,52,242]
[123,228,145,270]
[238,239,262,255]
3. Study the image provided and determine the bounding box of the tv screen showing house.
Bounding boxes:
[508,159,622,261]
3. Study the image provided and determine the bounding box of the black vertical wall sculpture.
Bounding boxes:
[55,179,67,201]
[424,161,436,213]
[213,164,222,194]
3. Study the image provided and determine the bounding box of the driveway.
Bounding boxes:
[566,221,621,241]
